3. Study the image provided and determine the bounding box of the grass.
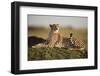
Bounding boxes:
[28,27,88,61]
[28,47,87,61]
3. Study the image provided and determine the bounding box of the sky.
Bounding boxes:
[28,15,88,28]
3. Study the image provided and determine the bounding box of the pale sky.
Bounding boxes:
[28,15,88,28]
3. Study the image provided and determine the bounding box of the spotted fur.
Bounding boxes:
[63,33,85,49]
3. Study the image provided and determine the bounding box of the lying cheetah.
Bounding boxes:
[63,33,85,50]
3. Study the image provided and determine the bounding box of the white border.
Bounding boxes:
[20,6,95,70]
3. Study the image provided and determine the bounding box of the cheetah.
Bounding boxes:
[63,33,86,50]
[46,24,63,48]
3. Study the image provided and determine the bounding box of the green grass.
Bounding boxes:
[28,48,87,61]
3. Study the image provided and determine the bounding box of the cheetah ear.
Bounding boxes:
[49,24,52,27]
[70,33,73,37]
[56,24,59,26]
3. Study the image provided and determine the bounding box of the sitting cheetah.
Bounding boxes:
[46,24,63,48]
[32,24,63,48]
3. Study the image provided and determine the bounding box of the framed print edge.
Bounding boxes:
[94,7,98,69]
[11,1,98,74]
[11,2,20,74]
